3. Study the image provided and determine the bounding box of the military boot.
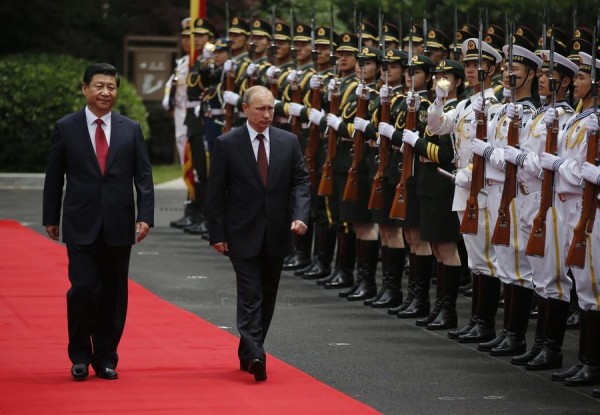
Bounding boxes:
[283,223,313,270]
[325,230,356,291]
[459,274,501,344]
[388,252,415,315]
[449,272,479,339]
[397,255,433,319]
[364,246,388,306]
[490,284,533,356]
[300,224,336,279]
[512,296,546,366]
[371,247,405,308]
[564,310,600,386]
[416,262,444,327]
[427,265,461,330]
[347,239,378,301]
[527,297,569,371]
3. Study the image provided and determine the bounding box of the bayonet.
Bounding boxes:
[270,5,277,56]
[542,9,547,50]
[508,21,516,104]
[225,1,231,55]
[453,7,458,58]
[398,11,402,51]
[408,17,414,93]
[249,11,255,61]
[310,11,317,65]
[422,12,428,55]
[290,8,297,69]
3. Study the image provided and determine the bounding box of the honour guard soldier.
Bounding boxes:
[242,18,274,91]
[427,37,503,342]
[425,28,449,64]
[544,50,600,387]
[471,30,542,356]
[383,23,400,51]
[405,59,465,329]
[178,18,216,236]
[507,40,577,370]
[354,48,408,309]
[378,53,435,319]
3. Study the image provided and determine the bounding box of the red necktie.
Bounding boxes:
[256,133,268,187]
[95,119,108,174]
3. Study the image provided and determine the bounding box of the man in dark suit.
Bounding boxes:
[208,85,311,382]
[43,63,154,381]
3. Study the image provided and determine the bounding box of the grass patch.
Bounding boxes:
[152,164,183,184]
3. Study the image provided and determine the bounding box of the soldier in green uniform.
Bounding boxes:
[403,59,465,330]
[241,18,274,91]
[180,18,217,237]
[308,33,360,291]
[424,28,449,64]
[378,53,435,319]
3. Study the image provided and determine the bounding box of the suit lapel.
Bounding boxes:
[74,110,102,174]
[105,113,121,173]
[238,127,264,188]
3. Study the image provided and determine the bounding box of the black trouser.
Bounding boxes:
[66,232,131,370]
[230,249,284,365]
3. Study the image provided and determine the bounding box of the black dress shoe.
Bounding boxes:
[525,347,562,371]
[511,344,542,366]
[448,320,475,339]
[552,364,583,381]
[71,363,89,380]
[96,367,118,380]
[240,361,248,371]
[564,365,600,386]
[248,358,267,381]
[476,329,506,351]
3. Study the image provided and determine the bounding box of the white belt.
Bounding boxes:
[186,101,200,108]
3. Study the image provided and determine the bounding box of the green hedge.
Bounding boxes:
[0,54,149,172]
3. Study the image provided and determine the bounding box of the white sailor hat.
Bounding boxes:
[578,51,600,73]
[502,44,542,69]
[538,50,579,76]
[461,37,502,64]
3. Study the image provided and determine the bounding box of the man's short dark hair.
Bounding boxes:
[83,63,121,87]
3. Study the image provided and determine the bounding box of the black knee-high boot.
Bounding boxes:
[371,247,405,308]
[512,296,547,365]
[427,265,461,330]
[564,310,600,386]
[458,274,500,343]
[397,255,432,319]
[388,252,415,315]
[490,284,533,356]
[347,240,379,301]
[449,272,479,339]
[526,297,569,370]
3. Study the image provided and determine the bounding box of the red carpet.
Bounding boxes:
[0,220,380,414]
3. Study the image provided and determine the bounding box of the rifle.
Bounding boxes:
[305,13,321,187]
[460,19,488,235]
[343,12,367,202]
[289,9,302,137]
[368,9,389,209]
[223,2,235,133]
[269,6,281,100]
[526,28,557,257]
[491,22,518,246]
[566,23,600,268]
[389,18,416,220]
[317,7,339,197]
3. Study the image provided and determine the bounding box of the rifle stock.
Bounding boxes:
[460,110,487,234]
[318,88,340,196]
[389,98,415,219]
[525,117,558,257]
[491,115,519,246]
[565,130,599,268]
[305,82,322,187]
[368,100,390,209]
[343,92,368,201]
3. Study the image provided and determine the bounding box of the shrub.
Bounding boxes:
[0,53,149,172]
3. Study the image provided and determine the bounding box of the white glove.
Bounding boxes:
[203,45,214,60]
[309,75,321,89]
[246,63,257,77]
[326,113,342,131]
[586,115,599,134]
[266,66,280,82]
[288,102,304,117]
[194,105,201,117]
[223,90,240,106]
[353,117,370,133]
[406,91,420,109]
[356,83,364,97]
[543,108,556,127]
[161,95,170,111]
[581,162,600,185]
[455,169,471,188]
[309,108,325,126]
[506,103,523,120]
[327,79,337,101]
[540,152,565,171]
[378,122,395,139]
[434,80,449,105]
[379,85,390,101]
[402,129,419,147]
[503,88,511,99]
[504,145,526,166]
[472,95,485,114]
[223,59,236,73]
[286,70,301,84]
[472,138,494,159]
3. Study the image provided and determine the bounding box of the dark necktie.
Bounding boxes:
[95,119,108,174]
[256,133,268,186]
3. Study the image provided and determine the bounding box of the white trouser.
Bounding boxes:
[527,192,570,301]
[458,183,501,276]
[174,107,188,166]
[567,198,600,310]
[494,192,535,289]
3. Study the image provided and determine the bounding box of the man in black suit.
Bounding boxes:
[43,63,154,381]
[208,85,310,381]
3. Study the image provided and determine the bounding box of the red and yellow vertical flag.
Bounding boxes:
[189,0,206,67]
